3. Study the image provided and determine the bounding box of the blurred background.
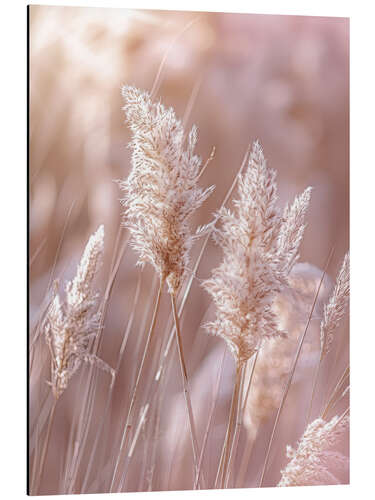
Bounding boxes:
[29,5,349,494]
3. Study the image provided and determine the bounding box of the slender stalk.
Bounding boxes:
[145,379,165,492]
[138,406,155,492]
[335,406,350,426]
[214,395,234,487]
[31,199,75,352]
[197,146,215,181]
[322,365,350,420]
[30,387,50,457]
[235,432,256,488]
[166,424,182,490]
[101,232,131,314]
[33,398,58,494]
[66,232,130,493]
[30,417,41,494]
[325,384,349,416]
[258,247,334,487]
[182,76,202,131]
[133,274,159,375]
[226,350,259,488]
[80,271,143,492]
[221,362,245,489]
[170,292,205,489]
[306,356,323,426]
[118,307,165,492]
[150,18,199,99]
[108,224,123,279]
[234,352,261,488]
[104,274,159,493]
[29,236,47,268]
[110,277,164,493]
[215,360,243,489]
[118,403,150,492]
[241,351,258,417]
[224,361,247,488]
[194,348,227,489]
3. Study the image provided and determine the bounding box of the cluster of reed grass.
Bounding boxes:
[29,85,349,495]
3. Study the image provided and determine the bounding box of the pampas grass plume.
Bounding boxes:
[320,252,350,359]
[278,414,349,487]
[203,141,312,363]
[119,85,214,295]
[44,225,114,399]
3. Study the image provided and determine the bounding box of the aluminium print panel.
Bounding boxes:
[28,5,349,495]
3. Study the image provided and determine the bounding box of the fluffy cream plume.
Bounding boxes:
[320,253,350,359]
[44,225,114,399]
[278,414,349,487]
[119,86,214,295]
[203,141,312,363]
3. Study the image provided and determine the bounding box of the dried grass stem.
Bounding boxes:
[110,277,164,492]
[171,293,205,489]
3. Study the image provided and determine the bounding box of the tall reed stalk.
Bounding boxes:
[226,349,259,487]
[215,360,245,488]
[31,398,58,494]
[64,230,128,493]
[110,278,164,492]
[171,293,205,487]
[81,271,143,492]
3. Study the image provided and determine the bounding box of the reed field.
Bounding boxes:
[28,6,349,495]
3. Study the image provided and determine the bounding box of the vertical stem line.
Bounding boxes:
[306,356,322,427]
[224,361,246,488]
[33,398,58,494]
[226,350,259,488]
[170,292,205,490]
[81,271,143,493]
[215,360,243,489]
[110,277,164,493]
[66,232,130,493]
[194,348,226,490]
[221,361,244,489]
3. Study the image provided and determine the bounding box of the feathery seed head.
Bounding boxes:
[44,225,113,399]
[119,86,214,295]
[320,252,350,359]
[66,224,104,308]
[278,414,349,487]
[203,141,311,363]
[278,187,312,274]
